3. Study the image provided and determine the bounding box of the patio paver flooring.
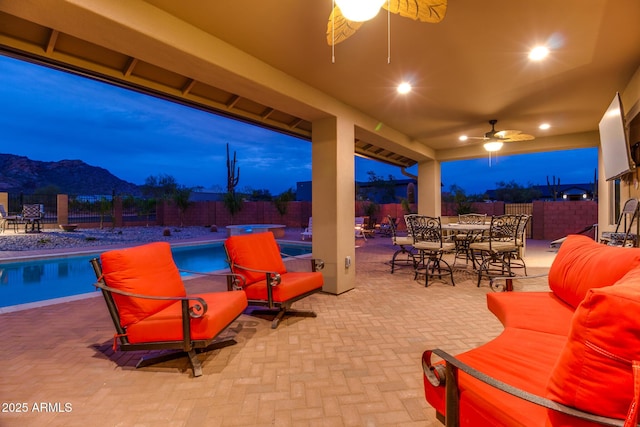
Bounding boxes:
[0,232,555,427]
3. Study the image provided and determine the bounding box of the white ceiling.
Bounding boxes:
[143,0,640,152]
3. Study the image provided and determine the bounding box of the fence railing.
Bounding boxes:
[7,193,58,224]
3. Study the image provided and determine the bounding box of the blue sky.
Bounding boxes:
[0,54,598,195]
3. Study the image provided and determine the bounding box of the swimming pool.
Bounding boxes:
[0,241,311,310]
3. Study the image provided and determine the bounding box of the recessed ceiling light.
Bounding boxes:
[529,46,549,61]
[459,135,468,141]
[539,123,551,130]
[397,82,412,94]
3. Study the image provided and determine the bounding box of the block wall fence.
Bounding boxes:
[0,192,597,241]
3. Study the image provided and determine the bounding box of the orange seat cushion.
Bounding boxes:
[125,290,248,343]
[224,233,287,285]
[100,242,186,327]
[548,234,640,308]
[486,291,574,336]
[243,272,324,302]
[546,266,640,421]
[424,327,568,426]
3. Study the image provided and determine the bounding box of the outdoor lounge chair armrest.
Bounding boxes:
[229,263,281,286]
[278,252,325,272]
[93,281,208,318]
[177,269,247,289]
[423,349,628,427]
[489,273,549,292]
[313,258,324,271]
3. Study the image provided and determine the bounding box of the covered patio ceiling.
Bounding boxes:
[1,0,639,167]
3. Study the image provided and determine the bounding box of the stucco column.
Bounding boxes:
[311,116,356,295]
[417,159,441,216]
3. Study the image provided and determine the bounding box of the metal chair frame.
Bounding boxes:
[388,214,417,273]
[600,198,639,247]
[90,257,245,377]
[470,214,520,287]
[452,214,487,267]
[407,215,455,287]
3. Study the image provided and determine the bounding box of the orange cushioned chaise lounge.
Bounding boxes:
[422,234,640,426]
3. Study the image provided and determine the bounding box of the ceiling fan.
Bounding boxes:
[326,0,448,46]
[461,119,535,151]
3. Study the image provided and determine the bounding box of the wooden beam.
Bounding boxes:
[45,29,59,55]
[123,57,138,77]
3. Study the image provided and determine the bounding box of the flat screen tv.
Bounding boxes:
[599,92,635,181]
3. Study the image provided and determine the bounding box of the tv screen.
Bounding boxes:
[599,92,635,181]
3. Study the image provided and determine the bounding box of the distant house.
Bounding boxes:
[296,179,417,204]
[484,183,596,201]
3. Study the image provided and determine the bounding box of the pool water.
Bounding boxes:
[0,241,311,308]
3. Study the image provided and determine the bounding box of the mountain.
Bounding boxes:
[0,154,141,195]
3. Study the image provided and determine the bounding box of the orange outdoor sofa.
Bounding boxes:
[91,242,248,377]
[422,234,640,426]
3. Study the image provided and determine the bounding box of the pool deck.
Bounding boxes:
[0,228,556,427]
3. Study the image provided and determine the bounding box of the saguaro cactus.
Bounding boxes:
[546,175,561,201]
[226,143,240,194]
[224,143,242,220]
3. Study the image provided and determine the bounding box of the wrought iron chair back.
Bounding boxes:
[469,214,521,287]
[409,215,445,247]
[22,203,43,220]
[406,215,455,287]
[487,214,519,247]
[458,213,487,225]
[404,214,417,237]
[387,214,416,274]
[388,215,399,241]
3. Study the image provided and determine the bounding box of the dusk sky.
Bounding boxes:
[0,54,598,196]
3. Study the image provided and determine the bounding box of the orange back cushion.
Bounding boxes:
[224,232,287,285]
[546,266,640,420]
[100,242,186,327]
[548,234,640,308]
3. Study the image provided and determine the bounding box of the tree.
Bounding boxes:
[273,188,295,217]
[142,174,178,200]
[447,184,472,215]
[97,196,112,229]
[546,175,561,201]
[172,186,193,227]
[247,188,272,201]
[359,171,397,203]
[136,197,156,226]
[34,184,61,195]
[494,180,542,203]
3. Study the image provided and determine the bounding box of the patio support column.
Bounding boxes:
[417,159,441,216]
[311,116,356,295]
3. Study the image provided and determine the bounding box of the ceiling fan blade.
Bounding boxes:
[326,7,364,45]
[384,0,448,23]
[503,133,536,142]
[494,129,522,138]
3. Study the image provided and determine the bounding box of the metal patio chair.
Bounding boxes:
[90,241,248,377]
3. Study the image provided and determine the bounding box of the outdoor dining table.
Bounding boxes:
[442,222,490,268]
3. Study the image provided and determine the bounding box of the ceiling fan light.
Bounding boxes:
[484,141,503,152]
[529,46,549,61]
[335,0,385,22]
